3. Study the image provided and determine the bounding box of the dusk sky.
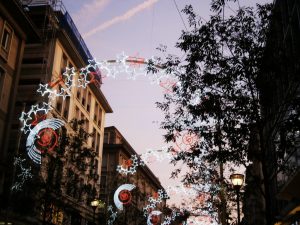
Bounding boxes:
[62,0,271,206]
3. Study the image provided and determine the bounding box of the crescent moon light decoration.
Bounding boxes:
[26,118,65,164]
[113,184,136,210]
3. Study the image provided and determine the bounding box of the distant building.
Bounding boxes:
[101,126,166,225]
[0,0,112,224]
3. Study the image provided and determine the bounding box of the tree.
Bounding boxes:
[11,119,99,225]
[146,1,300,224]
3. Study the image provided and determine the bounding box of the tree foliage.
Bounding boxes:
[11,119,99,225]
[147,1,283,224]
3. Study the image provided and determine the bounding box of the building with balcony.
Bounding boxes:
[101,126,166,225]
[0,0,113,224]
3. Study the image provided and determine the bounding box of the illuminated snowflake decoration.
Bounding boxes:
[116,154,145,175]
[161,210,180,225]
[107,205,118,225]
[11,157,33,192]
[143,189,169,216]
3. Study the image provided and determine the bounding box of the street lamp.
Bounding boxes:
[91,199,100,224]
[90,199,105,224]
[230,173,244,225]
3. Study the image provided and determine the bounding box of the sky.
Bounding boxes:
[62,0,271,208]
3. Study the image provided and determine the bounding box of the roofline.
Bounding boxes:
[0,0,40,41]
[104,126,165,190]
[90,84,113,113]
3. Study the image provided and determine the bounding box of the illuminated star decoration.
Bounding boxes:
[19,103,53,134]
[107,205,118,225]
[26,118,65,164]
[36,67,76,100]
[116,154,145,175]
[86,52,176,84]
[113,184,136,210]
[11,157,33,192]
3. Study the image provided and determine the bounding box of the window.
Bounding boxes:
[100,175,106,190]
[75,106,80,120]
[76,89,81,100]
[0,68,5,102]
[56,97,63,113]
[60,53,68,74]
[96,133,100,154]
[104,132,110,144]
[63,96,70,119]
[1,23,12,60]
[97,108,102,127]
[81,88,86,107]
[87,92,91,112]
[94,102,99,121]
[1,25,12,51]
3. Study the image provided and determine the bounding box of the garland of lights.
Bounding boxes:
[16,52,220,225]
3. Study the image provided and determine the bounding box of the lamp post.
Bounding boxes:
[230,173,244,225]
[90,199,105,224]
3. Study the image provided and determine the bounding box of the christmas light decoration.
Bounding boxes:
[26,118,65,164]
[161,210,180,225]
[140,146,174,164]
[143,189,169,216]
[19,102,53,134]
[116,154,145,175]
[147,210,162,225]
[113,184,136,210]
[11,157,33,191]
[173,131,199,152]
[107,205,118,225]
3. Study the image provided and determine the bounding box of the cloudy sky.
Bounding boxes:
[62,0,271,207]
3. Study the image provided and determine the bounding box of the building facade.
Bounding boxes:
[101,126,166,225]
[0,0,112,224]
[258,0,300,224]
[0,0,39,214]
